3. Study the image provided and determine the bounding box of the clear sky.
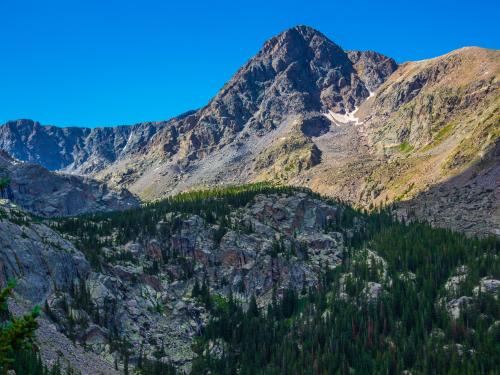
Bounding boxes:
[1,0,498,127]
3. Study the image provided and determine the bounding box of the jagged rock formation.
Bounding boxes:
[0,119,165,174]
[0,188,351,372]
[0,150,139,217]
[89,26,399,201]
[61,191,346,370]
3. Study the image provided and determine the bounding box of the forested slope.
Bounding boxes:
[1,184,498,374]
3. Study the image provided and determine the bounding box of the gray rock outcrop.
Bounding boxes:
[0,150,139,217]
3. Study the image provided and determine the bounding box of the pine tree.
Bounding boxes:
[0,280,40,375]
[247,295,259,318]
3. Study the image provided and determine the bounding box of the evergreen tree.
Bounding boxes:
[0,280,39,374]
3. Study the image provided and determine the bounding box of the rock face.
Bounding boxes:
[346,50,399,92]
[0,189,351,372]
[0,201,119,374]
[65,192,345,370]
[0,200,90,303]
[0,150,139,217]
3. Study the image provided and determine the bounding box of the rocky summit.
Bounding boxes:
[0,24,499,375]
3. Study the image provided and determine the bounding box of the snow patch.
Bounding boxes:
[122,132,134,152]
[324,108,361,126]
[323,90,377,127]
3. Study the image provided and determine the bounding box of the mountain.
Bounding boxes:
[0,150,139,217]
[0,27,395,176]
[0,26,397,191]
[97,25,397,199]
[0,25,498,237]
[0,24,499,375]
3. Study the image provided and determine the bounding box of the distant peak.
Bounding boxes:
[260,24,341,58]
[287,24,325,37]
[272,24,330,43]
[4,119,38,128]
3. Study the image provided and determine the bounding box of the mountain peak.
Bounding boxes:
[261,24,340,57]
[280,24,328,40]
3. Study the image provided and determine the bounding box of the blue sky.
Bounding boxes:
[1,0,498,127]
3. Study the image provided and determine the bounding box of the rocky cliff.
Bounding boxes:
[2,185,498,373]
[0,150,139,217]
[0,186,353,372]
[0,200,119,374]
